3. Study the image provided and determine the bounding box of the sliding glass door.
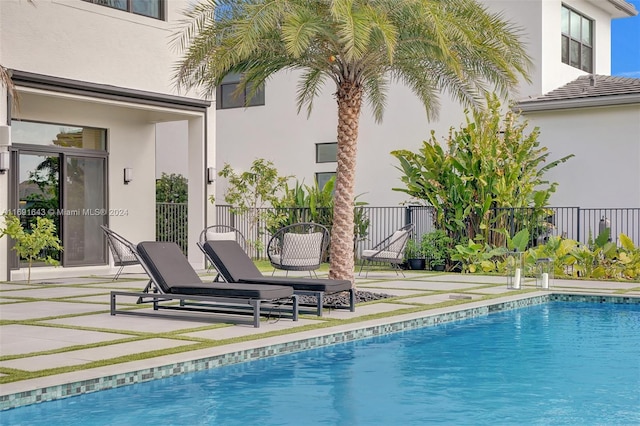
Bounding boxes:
[63,155,106,265]
[9,120,108,269]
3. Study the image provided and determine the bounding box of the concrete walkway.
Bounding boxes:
[1,270,638,410]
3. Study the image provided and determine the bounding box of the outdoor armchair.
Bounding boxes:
[358,223,414,278]
[100,224,140,281]
[267,222,329,278]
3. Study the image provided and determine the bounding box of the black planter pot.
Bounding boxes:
[407,258,426,270]
[432,264,446,272]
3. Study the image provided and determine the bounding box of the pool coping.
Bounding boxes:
[1,291,638,410]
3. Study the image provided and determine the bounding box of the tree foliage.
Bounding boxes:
[392,95,573,246]
[216,158,291,251]
[173,0,532,282]
[1,213,63,283]
[156,173,188,203]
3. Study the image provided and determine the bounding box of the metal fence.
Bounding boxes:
[156,203,639,259]
[156,202,188,255]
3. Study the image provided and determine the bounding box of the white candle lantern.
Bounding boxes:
[536,258,553,289]
[507,250,525,289]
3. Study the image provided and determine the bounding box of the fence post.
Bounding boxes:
[576,207,581,243]
[405,206,413,229]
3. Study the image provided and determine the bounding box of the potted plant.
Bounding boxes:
[421,230,453,271]
[405,238,426,270]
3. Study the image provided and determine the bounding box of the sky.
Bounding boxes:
[611,0,640,77]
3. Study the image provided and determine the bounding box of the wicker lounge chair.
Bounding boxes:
[199,239,354,316]
[110,241,298,328]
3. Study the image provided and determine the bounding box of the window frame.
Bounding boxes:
[315,142,338,164]
[315,172,336,191]
[81,0,165,21]
[561,4,594,73]
[216,80,265,110]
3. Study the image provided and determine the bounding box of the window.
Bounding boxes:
[315,172,336,190]
[11,121,106,150]
[561,5,593,72]
[316,143,337,163]
[216,74,265,110]
[82,0,164,20]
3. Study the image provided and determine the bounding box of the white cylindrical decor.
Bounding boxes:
[514,268,521,289]
[541,272,549,289]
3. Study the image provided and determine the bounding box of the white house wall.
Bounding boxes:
[216,0,624,209]
[1,0,187,94]
[524,105,640,208]
[0,0,213,280]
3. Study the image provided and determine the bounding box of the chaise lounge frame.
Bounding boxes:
[110,240,299,328]
[198,239,355,317]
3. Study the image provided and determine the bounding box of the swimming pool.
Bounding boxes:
[3,301,639,425]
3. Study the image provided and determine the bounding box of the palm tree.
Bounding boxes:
[173,0,532,284]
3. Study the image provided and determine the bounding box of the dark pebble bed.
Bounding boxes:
[297,290,393,308]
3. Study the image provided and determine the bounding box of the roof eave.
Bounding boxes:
[515,94,640,112]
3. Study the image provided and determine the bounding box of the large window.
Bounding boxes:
[561,5,593,72]
[82,0,164,20]
[216,74,265,109]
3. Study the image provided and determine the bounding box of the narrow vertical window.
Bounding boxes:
[561,5,593,73]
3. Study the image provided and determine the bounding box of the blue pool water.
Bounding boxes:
[3,302,639,425]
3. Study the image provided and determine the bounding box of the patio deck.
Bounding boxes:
[1,269,639,410]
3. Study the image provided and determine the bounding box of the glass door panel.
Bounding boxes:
[63,156,106,265]
[17,152,62,265]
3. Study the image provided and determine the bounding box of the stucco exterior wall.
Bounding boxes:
[0,0,213,280]
[215,0,625,209]
[0,0,187,94]
[524,105,640,208]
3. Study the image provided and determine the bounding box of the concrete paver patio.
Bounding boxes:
[0,270,638,411]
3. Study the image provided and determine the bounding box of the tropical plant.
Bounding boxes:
[267,176,370,254]
[451,239,507,273]
[0,213,63,283]
[173,0,532,283]
[215,158,291,252]
[420,230,453,269]
[404,238,423,260]
[156,172,188,203]
[392,95,573,247]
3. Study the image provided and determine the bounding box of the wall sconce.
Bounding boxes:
[123,167,133,184]
[0,151,9,174]
[207,167,216,184]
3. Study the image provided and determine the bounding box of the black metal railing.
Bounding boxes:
[156,202,188,255]
[155,204,639,260]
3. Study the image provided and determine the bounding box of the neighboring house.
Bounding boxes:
[517,75,640,208]
[215,0,638,209]
[0,1,215,281]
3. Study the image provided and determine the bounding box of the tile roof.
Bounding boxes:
[516,74,640,111]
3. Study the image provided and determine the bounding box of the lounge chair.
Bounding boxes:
[359,223,414,278]
[199,239,355,317]
[100,225,140,280]
[199,225,248,279]
[110,241,298,328]
[267,222,329,278]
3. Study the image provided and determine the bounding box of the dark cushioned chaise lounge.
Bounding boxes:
[199,240,355,316]
[110,241,298,328]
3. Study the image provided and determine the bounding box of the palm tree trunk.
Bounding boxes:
[329,81,362,286]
